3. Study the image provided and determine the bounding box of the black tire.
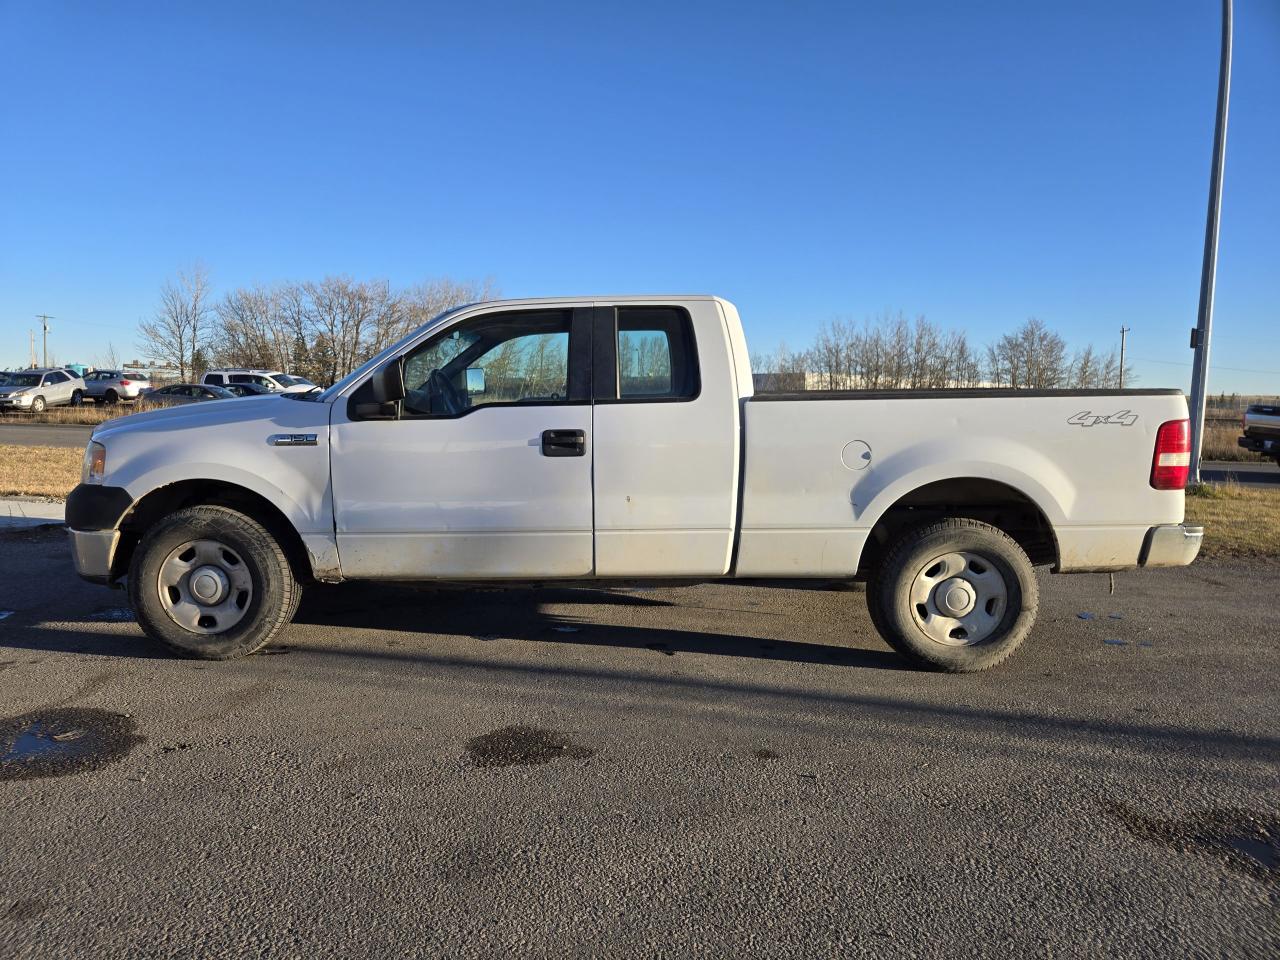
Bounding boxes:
[128,505,301,660]
[71,389,84,406]
[30,395,46,414]
[867,518,1038,673]
[104,390,119,405]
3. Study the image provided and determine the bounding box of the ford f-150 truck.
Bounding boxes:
[66,296,1202,671]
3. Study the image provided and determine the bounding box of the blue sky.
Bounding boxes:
[2,0,1277,392]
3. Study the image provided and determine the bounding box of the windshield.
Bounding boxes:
[7,373,41,387]
[276,374,314,387]
[316,303,474,402]
[208,385,236,399]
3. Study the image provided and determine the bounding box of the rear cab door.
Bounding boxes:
[589,299,742,576]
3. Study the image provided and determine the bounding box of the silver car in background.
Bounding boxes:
[83,370,151,404]
[0,368,86,412]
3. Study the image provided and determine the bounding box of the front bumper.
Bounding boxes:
[70,528,121,584]
[1139,524,1204,568]
[66,484,135,584]
[0,396,32,408]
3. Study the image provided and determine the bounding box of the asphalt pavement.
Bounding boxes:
[0,529,1276,958]
[0,423,93,449]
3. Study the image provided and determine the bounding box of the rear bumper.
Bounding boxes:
[70,528,120,584]
[1139,524,1203,568]
[1239,435,1279,455]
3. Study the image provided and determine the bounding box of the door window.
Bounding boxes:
[206,373,224,385]
[46,371,68,384]
[400,310,576,418]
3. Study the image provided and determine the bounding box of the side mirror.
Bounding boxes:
[465,367,486,395]
[369,356,406,404]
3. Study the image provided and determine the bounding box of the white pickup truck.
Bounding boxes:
[67,296,1202,671]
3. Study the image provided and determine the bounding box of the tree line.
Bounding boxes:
[750,312,1134,391]
[138,265,1132,391]
[137,264,495,384]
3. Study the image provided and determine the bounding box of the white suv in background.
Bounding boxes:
[200,369,318,394]
[0,368,86,412]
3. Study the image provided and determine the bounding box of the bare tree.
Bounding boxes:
[94,342,121,371]
[985,318,1068,388]
[137,264,212,380]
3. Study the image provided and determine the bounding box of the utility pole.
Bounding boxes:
[1188,0,1233,485]
[35,314,54,368]
[28,331,36,369]
[1119,326,1130,389]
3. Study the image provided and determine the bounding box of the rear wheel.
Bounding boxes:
[71,389,84,406]
[868,518,1038,672]
[104,389,119,405]
[128,505,301,659]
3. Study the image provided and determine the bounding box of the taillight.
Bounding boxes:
[119,379,131,386]
[1151,418,1190,490]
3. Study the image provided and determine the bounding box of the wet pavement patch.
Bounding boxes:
[5,898,48,920]
[0,708,143,782]
[465,725,593,768]
[1105,802,1280,884]
[0,523,65,543]
[88,607,135,622]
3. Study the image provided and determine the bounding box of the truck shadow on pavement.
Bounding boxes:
[289,581,910,671]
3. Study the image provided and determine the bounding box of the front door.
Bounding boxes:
[330,307,595,579]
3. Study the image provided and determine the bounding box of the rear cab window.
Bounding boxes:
[595,305,699,402]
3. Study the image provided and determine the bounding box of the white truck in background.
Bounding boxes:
[66,296,1202,672]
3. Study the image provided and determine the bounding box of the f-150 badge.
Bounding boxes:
[1068,410,1139,427]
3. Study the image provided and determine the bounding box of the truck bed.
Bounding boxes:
[736,388,1189,576]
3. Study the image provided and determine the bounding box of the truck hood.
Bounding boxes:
[93,395,328,442]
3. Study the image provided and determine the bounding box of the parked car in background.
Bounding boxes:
[0,368,85,412]
[136,383,236,409]
[83,370,151,404]
[200,369,317,394]
[1239,402,1280,466]
[221,382,274,398]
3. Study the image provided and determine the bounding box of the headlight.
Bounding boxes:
[82,441,107,484]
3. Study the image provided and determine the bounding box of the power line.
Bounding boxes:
[1133,356,1280,376]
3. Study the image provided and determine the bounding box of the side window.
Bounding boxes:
[47,371,68,384]
[614,307,699,400]
[400,310,574,418]
[229,374,251,384]
[206,373,224,385]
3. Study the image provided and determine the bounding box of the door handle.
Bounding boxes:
[541,429,586,457]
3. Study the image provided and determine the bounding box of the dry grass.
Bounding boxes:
[1186,480,1280,559]
[0,405,134,426]
[1200,421,1265,463]
[0,444,81,499]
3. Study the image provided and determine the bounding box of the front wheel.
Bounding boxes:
[128,505,301,659]
[867,518,1038,672]
[30,396,46,414]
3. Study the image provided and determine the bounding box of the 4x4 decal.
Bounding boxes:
[1068,410,1139,427]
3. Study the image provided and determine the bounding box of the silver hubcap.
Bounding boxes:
[157,540,253,634]
[909,551,1008,646]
